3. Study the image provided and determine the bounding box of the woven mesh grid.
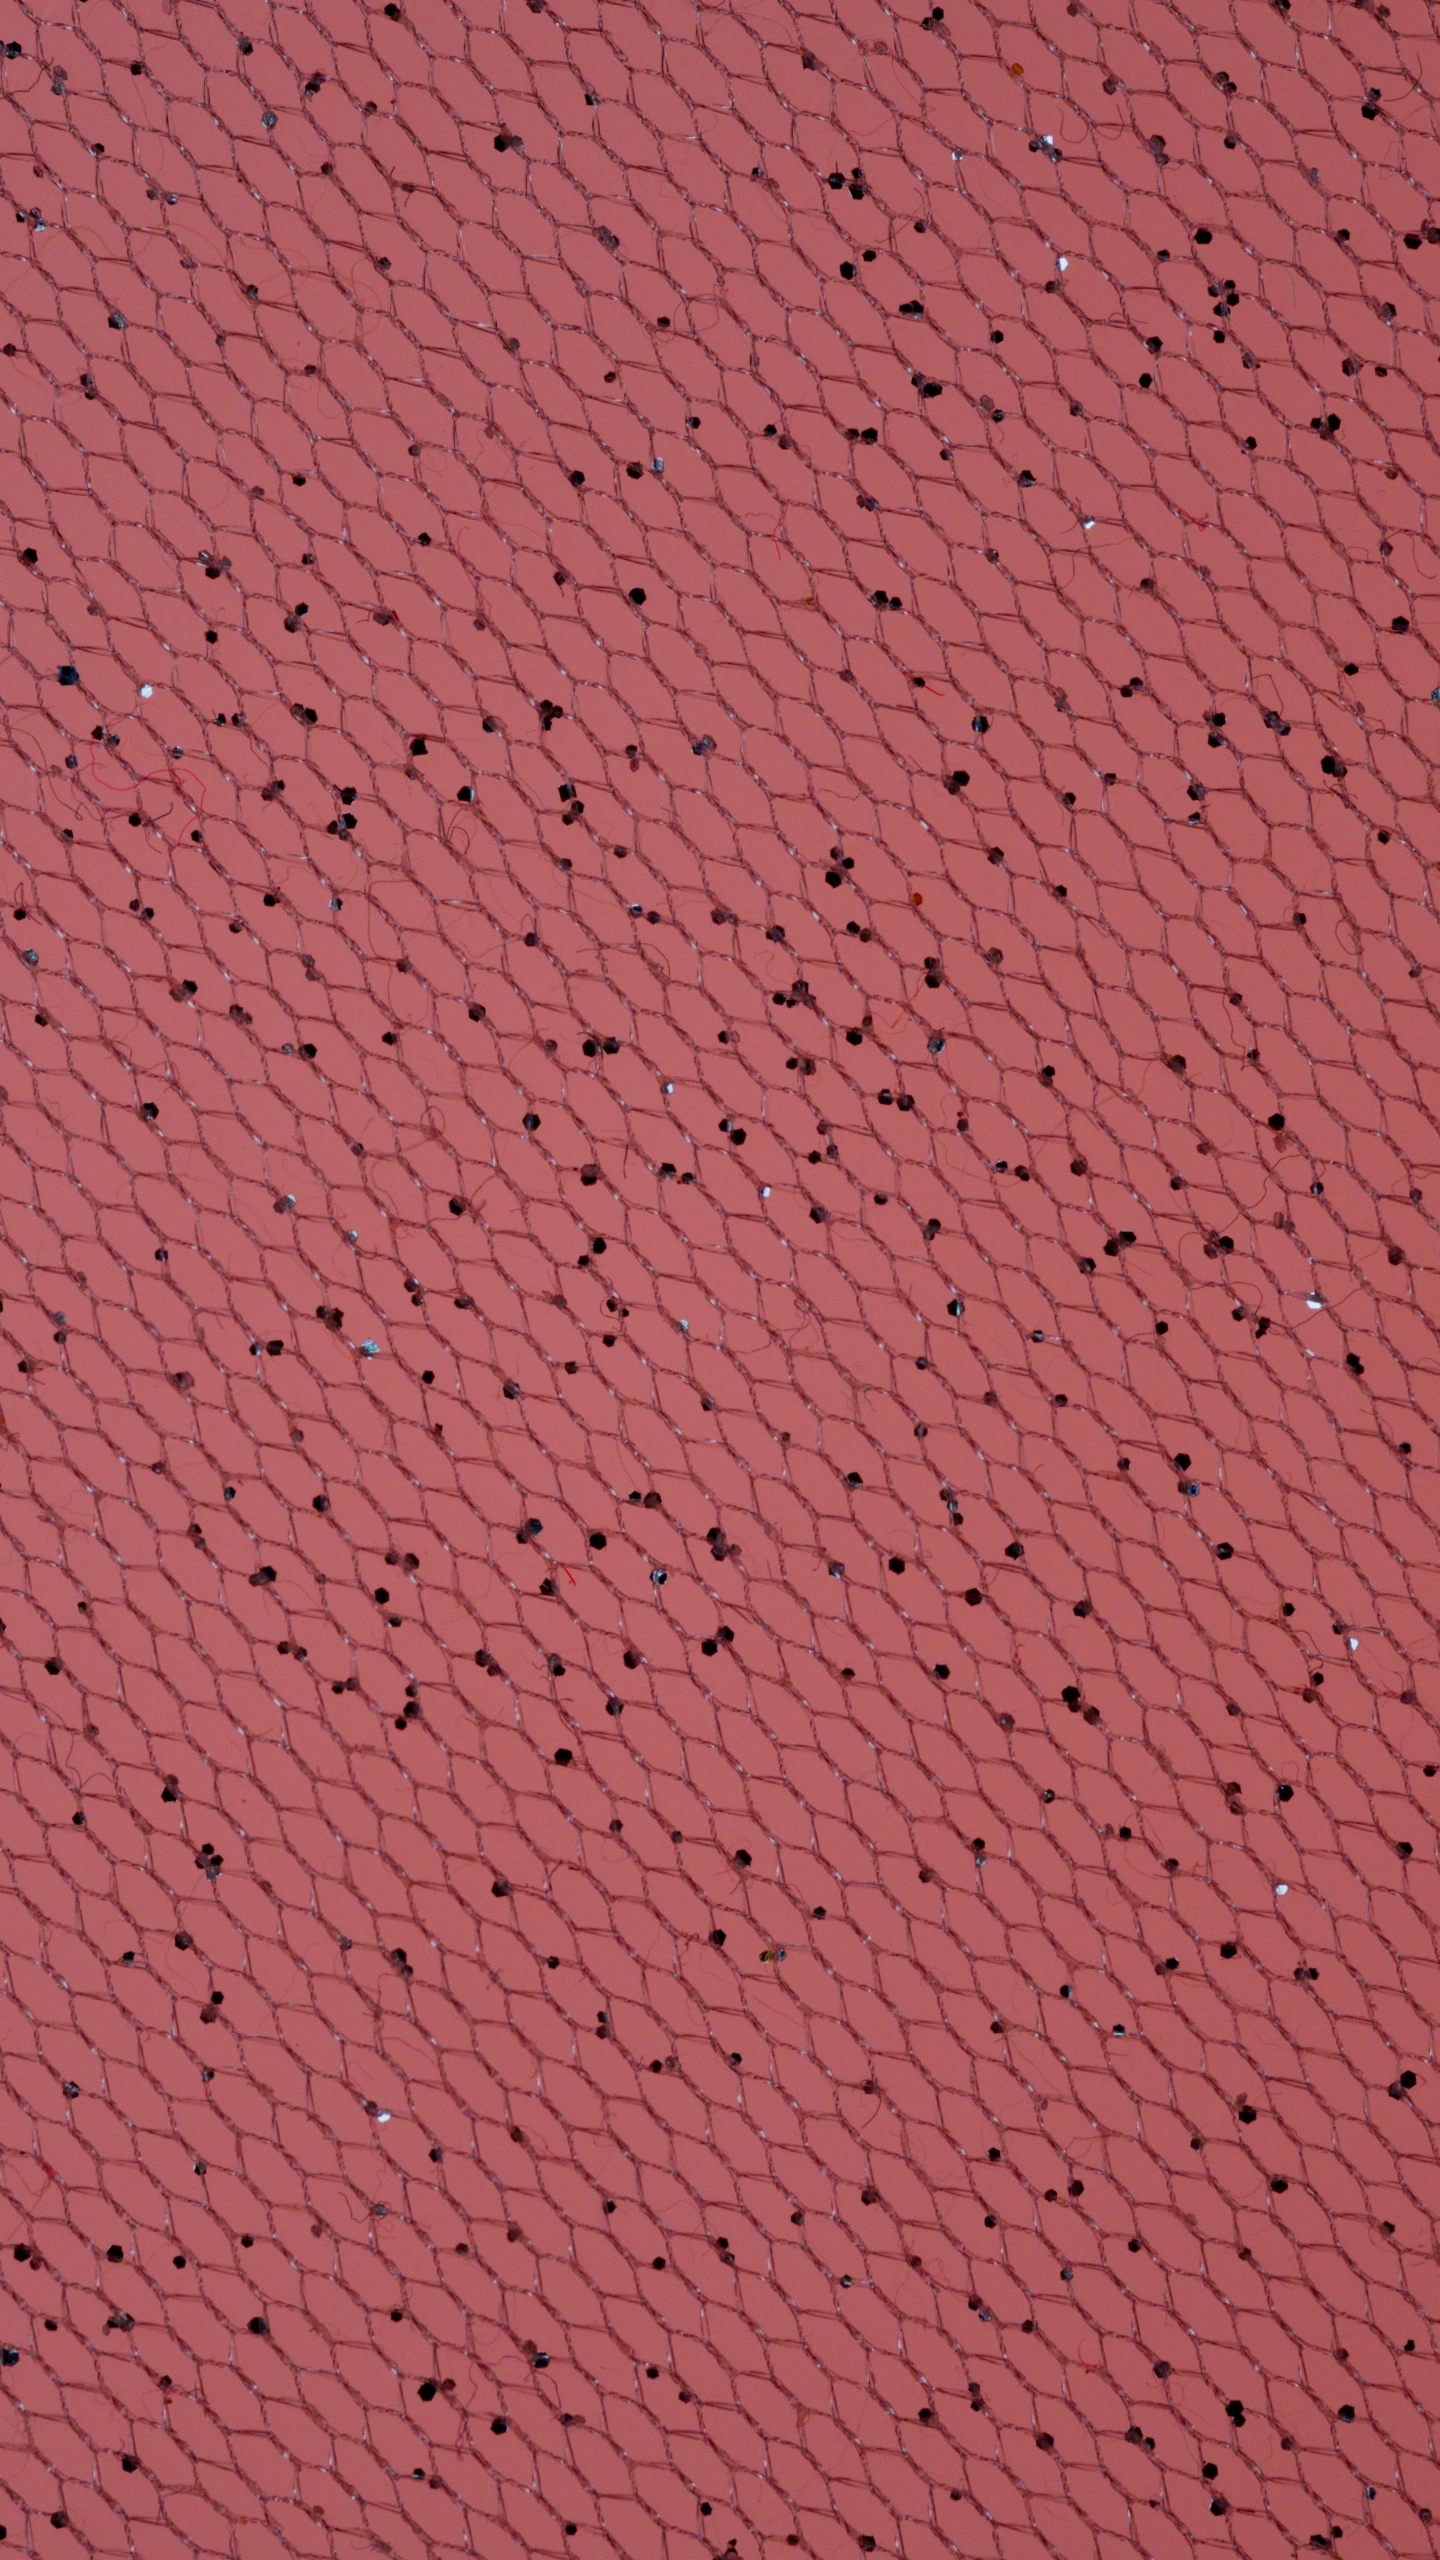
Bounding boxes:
[1,0,1439,2551]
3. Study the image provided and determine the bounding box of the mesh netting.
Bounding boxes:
[0,0,1438,2552]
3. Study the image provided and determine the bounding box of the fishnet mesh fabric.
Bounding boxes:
[0,0,1437,2552]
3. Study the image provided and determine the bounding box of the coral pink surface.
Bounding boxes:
[1,0,1439,2555]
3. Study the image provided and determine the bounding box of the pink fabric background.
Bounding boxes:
[0,0,1437,2553]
